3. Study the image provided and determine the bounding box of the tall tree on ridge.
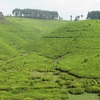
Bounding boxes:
[12,8,59,20]
[0,12,3,19]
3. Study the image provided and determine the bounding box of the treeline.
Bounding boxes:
[87,11,100,19]
[12,8,59,20]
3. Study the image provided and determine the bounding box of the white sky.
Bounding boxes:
[0,0,100,20]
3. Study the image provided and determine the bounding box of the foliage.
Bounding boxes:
[87,11,100,19]
[68,88,84,95]
[85,86,100,93]
[68,93,99,100]
[12,8,59,20]
[0,12,3,19]
[1,17,100,99]
[0,17,68,99]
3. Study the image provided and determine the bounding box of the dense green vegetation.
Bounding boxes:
[0,17,68,100]
[45,20,100,78]
[68,93,99,100]
[87,11,100,19]
[12,8,59,20]
[0,17,100,99]
[0,12,3,19]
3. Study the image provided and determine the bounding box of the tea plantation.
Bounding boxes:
[0,17,100,100]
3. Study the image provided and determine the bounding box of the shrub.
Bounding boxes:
[0,87,12,91]
[67,81,83,88]
[56,79,66,86]
[68,88,84,95]
[65,80,72,85]
[53,71,60,75]
[85,86,100,93]
[60,89,68,94]
[41,76,52,82]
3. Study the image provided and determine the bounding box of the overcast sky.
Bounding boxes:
[0,0,100,20]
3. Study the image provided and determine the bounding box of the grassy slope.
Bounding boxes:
[43,20,100,78]
[1,17,100,99]
[0,17,67,62]
[68,93,99,100]
[0,17,69,99]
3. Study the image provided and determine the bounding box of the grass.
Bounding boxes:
[0,17,69,99]
[68,93,99,100]
[0,17,100,99]
[42,20,100,78]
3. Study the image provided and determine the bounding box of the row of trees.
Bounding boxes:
[87,11,100,19]
[70,10,100,21]
[12,8,59,20]
[2,9,100,20]
[70,15,83,21]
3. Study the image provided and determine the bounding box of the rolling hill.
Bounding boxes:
[0,17,100,100]
[43,20,100,78]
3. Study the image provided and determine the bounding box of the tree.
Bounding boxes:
[77,15,80,20]
[59,16,63,20]
[0,12,3,19]
[74,15,84,21]
[12,8,59,20]
[74,15,80,21]
[12,8,21,17]
[70,15,72,21]
[87,11,100,19]
[81,15,83,17]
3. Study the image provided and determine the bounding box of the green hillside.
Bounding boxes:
[0,17,69,100]
[32,19,100,77]
[0,17,67,60]
[0,17,100,100]
[43,20,100,78]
